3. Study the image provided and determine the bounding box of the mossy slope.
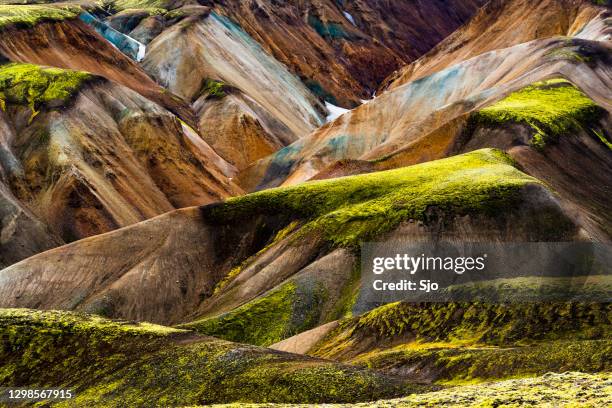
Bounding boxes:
[0,4,80,30]
[183,279,329,347]
[310,301,612,384]
[351,339,611,385]
[208,372,612,407]
[0,309,420,406]
[0,63,92,115]
[194,149,577,347]
[471,79,606,149]
[206,148,541,247]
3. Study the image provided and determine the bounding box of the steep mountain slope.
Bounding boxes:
[0,4,196,125]
[242,37,611,189]
[142,10,326,148]
[381,0,609,91]
[0,182,61,267]
[0,63,240,251]
[104,0,486,107]
[240,16,612,237]
[0,149,587,327]
[0,309,419,406]
[210,0,487,107]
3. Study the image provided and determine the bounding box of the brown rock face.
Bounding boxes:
[194,91,290,170]
[212,0,487,106]
[3,79,241,245]
[380,0,605,91]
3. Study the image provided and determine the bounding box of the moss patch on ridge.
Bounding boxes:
[471,79,605,150]
[108,0,173,12]
[206,149,540,247]
[350,339,611,385]
[337,302,611,346]
[0,308,184,387]
[200,78,229,100]
[310,301,611,384]
[207,372,612,407]
[183,279,328,347]
[0,4,80,29]
[0,63,91,118]
[183,282,297,347]
[0,309,421,406]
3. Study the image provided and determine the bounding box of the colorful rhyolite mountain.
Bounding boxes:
[0,0,610,406]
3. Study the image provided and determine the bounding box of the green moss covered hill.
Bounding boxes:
[310,301,612,385]
[0,4,80,30]
[183,148,578,347]
[0,63,92,117]
[205,148,554,248]
[207,372,612,407]
[0,309,421,407]
[470,79,608,150]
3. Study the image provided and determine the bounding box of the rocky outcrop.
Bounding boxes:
[193,88,294,170]
[143,11,325,143]
[100,0,486,107]
[0,63,240,249]
[210,0,487,107]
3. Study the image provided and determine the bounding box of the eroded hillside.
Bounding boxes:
[0,0,610,406]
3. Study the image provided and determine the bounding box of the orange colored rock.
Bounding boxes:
[5,78,241,244]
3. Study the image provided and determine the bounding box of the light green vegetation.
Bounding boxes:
[206,149,542,247]
[183,282,298,346]
[0,309,422,406]
[107,0,172,12]
[183,279,329,347]
[351,339,611,385]
[310,301,611,384]
[164,7,190,20]
[325,302,611,349]
[594,128,612,150]
[444,275,612,302]
[472,79,605,149]
[0,4,80,29]
[200,78,229,99]
[114,6,166,16]
[207,372,612,407]
[0,63,91,119]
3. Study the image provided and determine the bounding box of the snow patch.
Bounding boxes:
[325,101,350,122]
[342,11,356,26]
[136,42,146,62]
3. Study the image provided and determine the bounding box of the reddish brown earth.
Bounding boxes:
[0,19,197,126]
[0,75,241,252]
[212,0,487,107]
[381,0,605,91]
